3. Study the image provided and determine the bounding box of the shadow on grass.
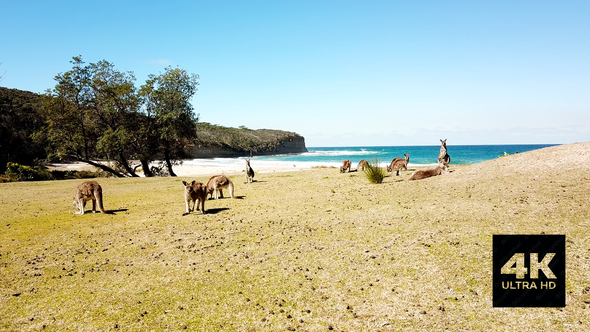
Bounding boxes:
[79,208,128,215]
[208,196,246,200]
[204,208,230,214]
[108,209,129,214]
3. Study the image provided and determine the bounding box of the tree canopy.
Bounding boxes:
[40,56,200,177]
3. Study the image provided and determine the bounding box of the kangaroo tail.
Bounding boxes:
[95,189,109,214]
[229,180,235,198]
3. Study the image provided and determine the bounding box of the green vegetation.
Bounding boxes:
[40,56,200,178]
[0,162,99,182]
[0,57,306,180]
[363,159,386,184]
[0,87,46,174]
[194,122,305,155]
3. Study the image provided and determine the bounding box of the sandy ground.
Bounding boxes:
[47,161,313,177]
[4,142,590,330]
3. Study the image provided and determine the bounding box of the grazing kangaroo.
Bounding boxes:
[340,160,352,173]
[357,160,369,171]
[182,180,208,215]
[73,181,108,215]
[388,154,410,176]
[409,166,446,181]
[438,139,451,165]
[207,175,235,199]
[245,159,255,183]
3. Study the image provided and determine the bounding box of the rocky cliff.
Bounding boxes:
[192,123,308,158]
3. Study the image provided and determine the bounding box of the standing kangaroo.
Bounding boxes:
[207,175,235,199]
[245,159,255,183]
[73,181,109,215]
[438,139,451,166]
[387,154,410,176]
[182,180,208,215]
[357,160,369,171]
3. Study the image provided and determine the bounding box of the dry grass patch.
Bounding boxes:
[1,143,590,331]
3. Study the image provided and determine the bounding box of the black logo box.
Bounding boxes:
[493,235,565,308]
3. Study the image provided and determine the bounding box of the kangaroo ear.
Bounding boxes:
[191,180,196,185]
[182,181,188,186]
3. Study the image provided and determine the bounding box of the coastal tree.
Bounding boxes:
[139,67,199,176]
[88,60,143,176]
[38,57,200,177]
[40,57,133,177]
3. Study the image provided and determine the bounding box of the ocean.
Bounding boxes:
[183,144,558,169]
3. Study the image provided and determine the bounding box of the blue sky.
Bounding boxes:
[1,1,589,146]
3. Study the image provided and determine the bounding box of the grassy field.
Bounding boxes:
[1,143,590,331]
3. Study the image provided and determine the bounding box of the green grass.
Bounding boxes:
[363,160,386,184]
[1,162,590,331]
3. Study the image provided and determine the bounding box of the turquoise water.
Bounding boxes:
[184,144,558,169]
[254,144,558,167]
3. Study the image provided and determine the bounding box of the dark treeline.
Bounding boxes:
[0,88,46,174]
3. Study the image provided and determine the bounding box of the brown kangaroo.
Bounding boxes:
[388,154,409,176]
[245,159,255,183]
[357,160,369,171]
[340,160,352,173]
[438,139,451,165]
[207,175,235,199]
[409,166,446,181]
[73,181,109,214]
[182,180,208,215]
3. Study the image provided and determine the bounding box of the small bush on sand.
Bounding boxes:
[363,160,385,184]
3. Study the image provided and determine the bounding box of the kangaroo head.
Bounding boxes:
[182,180,196,192]
[440,139,447,147]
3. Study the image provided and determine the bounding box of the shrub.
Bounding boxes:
[5,162,53,181]
[0,175,12,183]
[363,160,385,184]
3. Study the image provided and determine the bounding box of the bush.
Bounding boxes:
[0,175,12,183]
[5,162,53,181]
[363,160,385,184]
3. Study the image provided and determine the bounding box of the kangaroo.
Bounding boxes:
[388,154,410,176]
[357,160,369,171]
[207,175,235,199]
[408,166,446,181]
[73,181,108,214]
[182,180,208,215]
[340,160,352,173]
[438,139,451,165]
[245,159,255,183]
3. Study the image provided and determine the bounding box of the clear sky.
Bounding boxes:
[1,1,589,147]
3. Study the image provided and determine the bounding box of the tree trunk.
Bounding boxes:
[164,148,177,177]
[118,152,139,177]
[72,156,126,178]
[140,159,154,177]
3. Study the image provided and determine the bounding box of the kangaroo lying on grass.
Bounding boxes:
[182,180,208,215]
[357,160,369,171]
[438,139,451,165]
[73,181,109,214]
[340,160,352,173]
[387,154,409,176]
[409,164,447,181]
[245,159,255,183]
[207,175,235,199]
